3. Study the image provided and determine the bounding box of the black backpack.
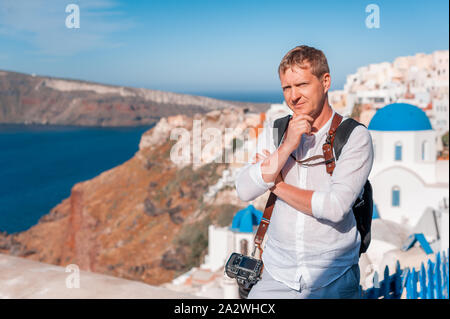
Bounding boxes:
[273,115,373,256]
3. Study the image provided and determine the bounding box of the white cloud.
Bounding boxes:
[0,0,134,56]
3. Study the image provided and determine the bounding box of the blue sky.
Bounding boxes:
[0,0,448,101]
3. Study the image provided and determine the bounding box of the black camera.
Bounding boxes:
[225,252,263,289]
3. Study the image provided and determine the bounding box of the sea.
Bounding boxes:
[0,124,153,234]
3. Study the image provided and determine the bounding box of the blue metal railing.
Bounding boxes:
[362,249,449,299]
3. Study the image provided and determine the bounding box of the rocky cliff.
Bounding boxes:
[0,70,269,126]
[0,107,268,286]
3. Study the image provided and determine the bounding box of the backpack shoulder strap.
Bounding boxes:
[333,118,365,161]
[273,114,292,147]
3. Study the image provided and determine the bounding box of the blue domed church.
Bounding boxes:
[230,205,262,233]
[367,103,448,229]
[368,103,433,131]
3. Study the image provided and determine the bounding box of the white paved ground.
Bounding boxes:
[0,253,200,299]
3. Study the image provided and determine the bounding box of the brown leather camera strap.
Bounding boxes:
[253,191,276,256]
[252,112,343,257]
[323,113,343,175]
[289,154,325,166]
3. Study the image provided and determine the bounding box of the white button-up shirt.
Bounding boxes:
[235,110,374,290]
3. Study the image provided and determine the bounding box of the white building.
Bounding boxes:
[431,95,450,138]
[368,102,449,229]
[354,102,449,286]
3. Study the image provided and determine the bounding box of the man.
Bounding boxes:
[235,45,374,299]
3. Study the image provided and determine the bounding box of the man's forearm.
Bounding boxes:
[270,181,314,216]
[260,143,293,184]
[260,138,313,216]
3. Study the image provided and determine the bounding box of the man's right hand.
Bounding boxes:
[282,113,315,152]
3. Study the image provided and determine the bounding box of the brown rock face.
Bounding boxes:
[0,108,261,285]
[0,70,269,126]
[64,185,100,272]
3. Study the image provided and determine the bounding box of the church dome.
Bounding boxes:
[368,103,432,131]
[230,205,262,233]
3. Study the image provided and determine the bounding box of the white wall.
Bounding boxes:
[371,166,449,228]
[205,225,256,272]
[205,225,229,272]
[369,130,438,184]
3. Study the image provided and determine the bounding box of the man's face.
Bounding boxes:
[280,64,330,118]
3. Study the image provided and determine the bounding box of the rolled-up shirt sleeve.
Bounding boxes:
[311,125,374,223]
[235,125,277,202]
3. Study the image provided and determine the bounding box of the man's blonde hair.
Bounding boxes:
[278,45,330,79]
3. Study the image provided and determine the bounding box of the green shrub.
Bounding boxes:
[173,216,211,271]
[442,131,449,148]
[231,137,243,153]
[214,204,242,227]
